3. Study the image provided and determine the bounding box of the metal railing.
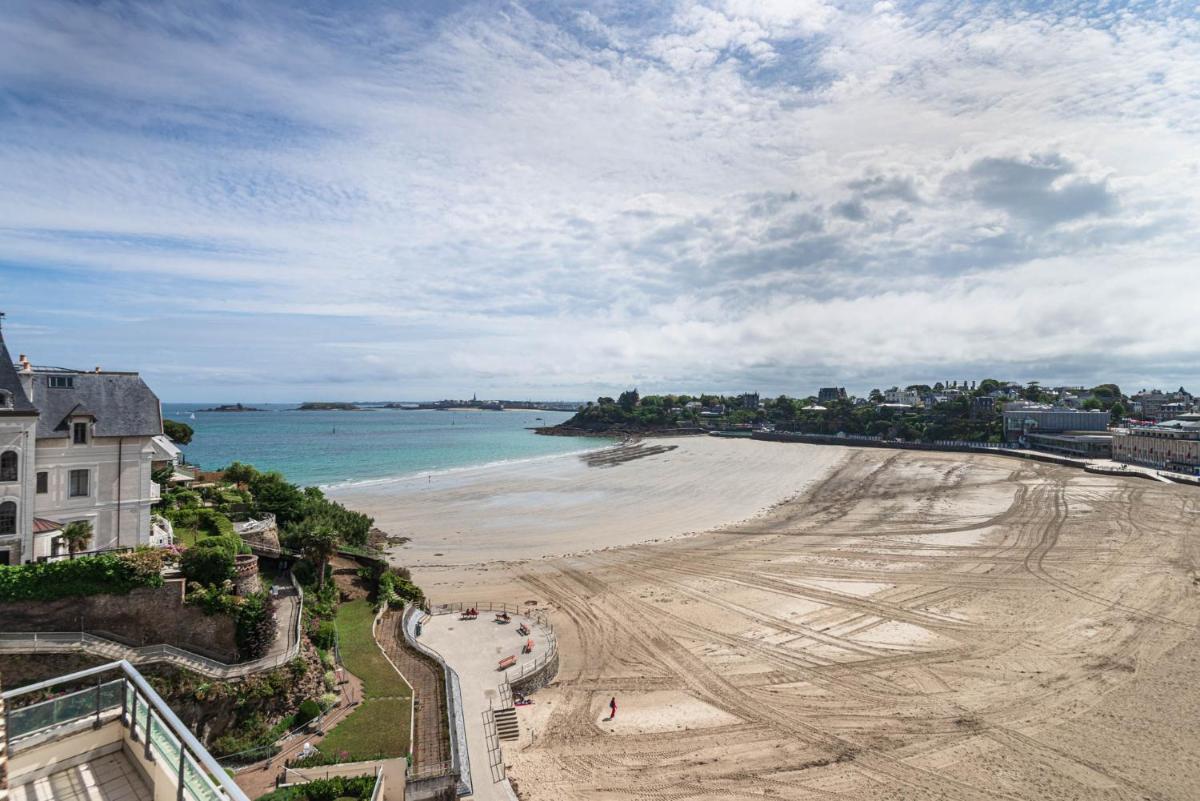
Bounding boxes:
[0,572,305,679]
[2,660,250,801]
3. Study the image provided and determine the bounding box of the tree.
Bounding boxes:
[297,523,340,588]
[1110,401,1127,423]
[618,388,640,411]
[1082,398,1103,410]
[61,520,92,558]
[222,461,258,486]
[250,471,307,525]
[163,419,194,445]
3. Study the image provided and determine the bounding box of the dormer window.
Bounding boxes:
[0,390,10,409]
[73,422,89,445]
[48,376,74,389]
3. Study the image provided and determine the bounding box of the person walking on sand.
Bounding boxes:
[608,696,617,721]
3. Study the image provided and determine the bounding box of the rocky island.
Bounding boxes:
[197,403,264,412]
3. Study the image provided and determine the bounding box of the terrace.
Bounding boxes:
[2,660,250,801]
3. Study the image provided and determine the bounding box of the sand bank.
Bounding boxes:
[329,436,847,588]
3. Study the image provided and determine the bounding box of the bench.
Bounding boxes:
[495,613,511,624]
[498,655,518,670]
[522,638,534,654]
[516,624,530,636]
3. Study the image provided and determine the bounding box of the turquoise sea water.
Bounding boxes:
[162,404,597,488]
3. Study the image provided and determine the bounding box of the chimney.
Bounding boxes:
[94,366,101,373]
[17,355,30,372]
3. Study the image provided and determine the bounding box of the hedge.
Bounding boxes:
[0,554,164,603]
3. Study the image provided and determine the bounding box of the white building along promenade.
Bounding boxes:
[0,324,167,564]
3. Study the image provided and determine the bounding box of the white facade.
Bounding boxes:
[0,333,163,565]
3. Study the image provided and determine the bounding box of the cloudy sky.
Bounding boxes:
[2,0,1199,402]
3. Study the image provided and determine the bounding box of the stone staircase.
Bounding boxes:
[492,707,520,741]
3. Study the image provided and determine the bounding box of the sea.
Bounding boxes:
[161,404,599,489]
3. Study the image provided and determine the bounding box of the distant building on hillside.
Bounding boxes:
[1001,402,1109,443]
[883,387,921,405]
[739,392,760,410]
[817,387,847,403]
[0,321,168,564]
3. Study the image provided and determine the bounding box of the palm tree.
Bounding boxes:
[298,523,340,588]
[61,520,93,559]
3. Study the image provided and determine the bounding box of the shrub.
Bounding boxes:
[180,547,235,587]
[119,547,167,580]
[309,620,336,651]
[296,698,323,726]
[377,569,423,609]
[0,555,163,602]
[319,692,338,710]
[236,591,277,660]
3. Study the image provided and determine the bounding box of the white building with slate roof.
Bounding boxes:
[0,320,165,564]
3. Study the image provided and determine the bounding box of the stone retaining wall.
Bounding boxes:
[0,580,237,662]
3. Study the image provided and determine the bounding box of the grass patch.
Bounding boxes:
[173,526,202,547]
[335,599,411,700]
[314,699,411,762]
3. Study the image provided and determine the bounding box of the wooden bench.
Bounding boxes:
[498,655,518,670]
[517,624,530,636]
[522,638,534,654]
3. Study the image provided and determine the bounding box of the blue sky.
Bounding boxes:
[2,0,1199,402]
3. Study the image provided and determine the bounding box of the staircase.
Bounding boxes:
[491,707,520,741]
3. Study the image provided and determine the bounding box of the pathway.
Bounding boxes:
[375,610,451,773]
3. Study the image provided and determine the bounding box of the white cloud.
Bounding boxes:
[1,0,1199,399]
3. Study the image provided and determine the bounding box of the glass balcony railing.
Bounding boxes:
[2,660,249,801]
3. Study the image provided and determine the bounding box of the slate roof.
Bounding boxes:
[0,333,38,416]
[27,370,163,439]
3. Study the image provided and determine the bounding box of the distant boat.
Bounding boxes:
[189,413,196,420]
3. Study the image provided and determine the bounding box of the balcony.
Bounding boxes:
[2,660,249,801]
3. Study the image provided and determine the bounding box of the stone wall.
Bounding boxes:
[0,580,238,662]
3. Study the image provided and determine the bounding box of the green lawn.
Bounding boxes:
[335,599,411,699]
[315,699,411,762]
[318,600,412,764]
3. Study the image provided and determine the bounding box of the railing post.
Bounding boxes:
[121,678,129,727]
[177,747,187,801]
[130,692,140,743]
[93,677,103,729]
[144,705,155,761]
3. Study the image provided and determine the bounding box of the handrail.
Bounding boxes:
[0,572,305,679]
[2,659,250,801]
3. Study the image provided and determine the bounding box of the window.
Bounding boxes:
[36,471,48,494]
[0,549,9,566]
[0,390,10,409]
[48,376,74,389]
[73,422,88,445]
[0,501,15,535]
[0,451,15,482]
[69,469,89,498]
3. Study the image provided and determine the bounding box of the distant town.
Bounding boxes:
[548,382,1200,477]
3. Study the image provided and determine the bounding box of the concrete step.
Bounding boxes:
[492,707,520,740]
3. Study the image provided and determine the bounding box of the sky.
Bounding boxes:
[2,0,1199,402]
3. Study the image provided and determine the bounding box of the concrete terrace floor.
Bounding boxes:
[418,610,552,801]
[10,751,151,801]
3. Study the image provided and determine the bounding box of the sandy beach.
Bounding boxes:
[335,438,1200,800]
[329,436,848,594]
